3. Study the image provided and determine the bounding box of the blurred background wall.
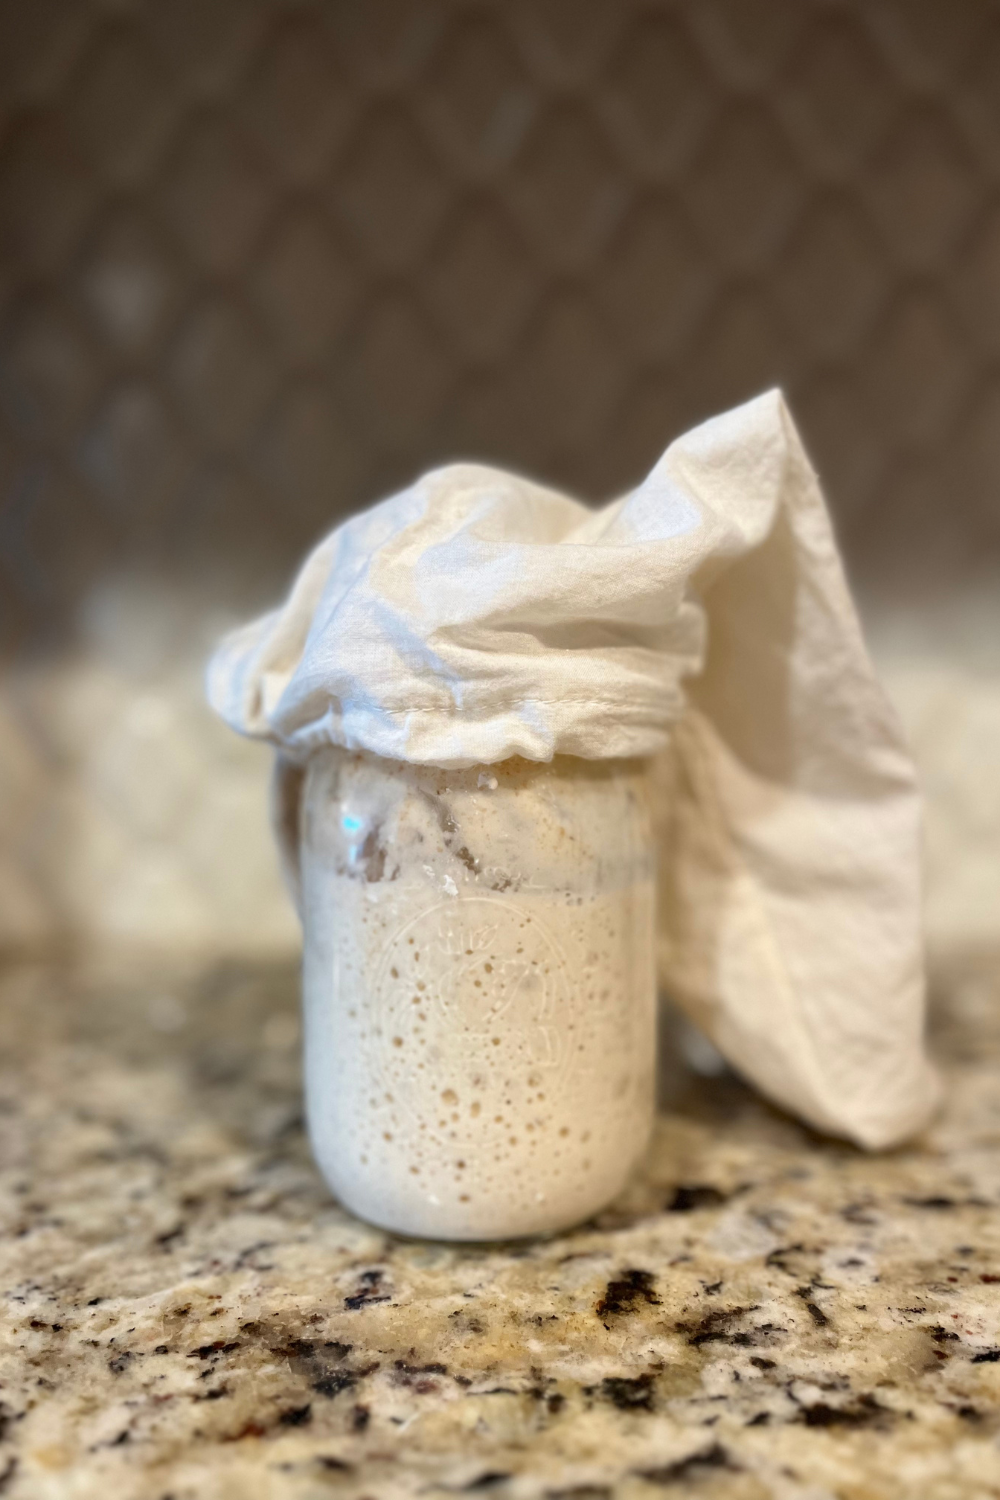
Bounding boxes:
[1,0,998,968]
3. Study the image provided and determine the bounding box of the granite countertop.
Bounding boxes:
[2,954,1000,1500]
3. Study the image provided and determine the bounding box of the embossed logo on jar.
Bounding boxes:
[367,896,571,1110]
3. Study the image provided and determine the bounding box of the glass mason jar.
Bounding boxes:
[282,748,656,1241]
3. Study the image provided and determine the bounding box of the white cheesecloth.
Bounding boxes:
[208,389,939,1150]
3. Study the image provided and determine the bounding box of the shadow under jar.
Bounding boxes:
[295,749,657,1240]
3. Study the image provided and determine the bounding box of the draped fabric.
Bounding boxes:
[208,390,939,1148]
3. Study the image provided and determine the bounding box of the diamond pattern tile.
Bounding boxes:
[602,201,709,360]
[0,0,91,107]
[692,0,807,87]
[867,108,979,269]
[261,378,365,520]
[144,0,266,103]
[516,291,621,463]
[242,11,355,183]
[424,199,535,365]
[863,292,968,447]
[1,294,99,444]
[158,112,271,275]
[76,205,182,356]
[869,0,993,87]
[962,23,1000,160]
[511,0,623,84]
[778,14,895,173]
[953,204,1000,355]
[326,0,446,87]
[3,0,999,639]
[63,20,175,187]
[80,383,192,531]
[427,12,535,166]
[776,198,885,359]
[685,105,800,270]
[603,12,716,171]
[169,293,273,451]
[350,291,449,448]
[0,114,92,273]
[252,208,358,365]
[337,106,448,270]
[512,103,626,267]
[1,0,999,955]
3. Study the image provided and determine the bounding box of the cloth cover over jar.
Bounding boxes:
[208,390,940,1151]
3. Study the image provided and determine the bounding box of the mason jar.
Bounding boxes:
[278,748,657,1241]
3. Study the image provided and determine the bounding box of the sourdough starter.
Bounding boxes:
[300,750,656,1239]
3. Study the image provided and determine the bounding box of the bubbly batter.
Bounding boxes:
[300,750,657,1239]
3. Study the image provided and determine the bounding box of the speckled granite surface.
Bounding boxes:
[2,955,1000,1500]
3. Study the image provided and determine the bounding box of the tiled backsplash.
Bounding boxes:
[2,0,999,958]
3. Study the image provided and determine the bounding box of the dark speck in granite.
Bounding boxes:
[343,1268,393,1310]
[2,954,1000,1498]
[591,1374,655,1412]
[277,1404,312,1428]
[594,1267,660,1323]
[317,1453,352,1470]
[794,1288,831,1326]
[797,1394,891,1428]
[635,1441,738,1484]
[677,1304,785,1349]
[312,1370,360,1399]
[666,1185,728,1212]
